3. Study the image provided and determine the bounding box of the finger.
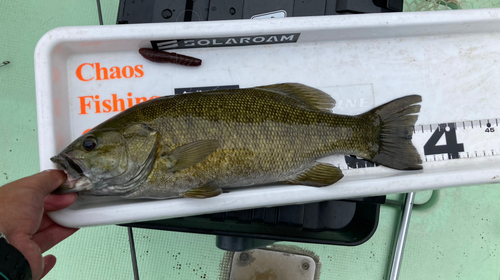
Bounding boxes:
[44,193,77,212]
[38,213,55,233]
[41,255,56,279]
[22,170,67,196]
[32,224,78,253]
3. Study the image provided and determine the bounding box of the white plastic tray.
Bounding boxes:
[35,9,500,228]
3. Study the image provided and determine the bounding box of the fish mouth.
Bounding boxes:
[50,155,93,194]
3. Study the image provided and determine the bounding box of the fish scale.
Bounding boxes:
[51,83,422,199]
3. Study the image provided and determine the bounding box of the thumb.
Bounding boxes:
[41,255,56,279]
[22,170,67,196]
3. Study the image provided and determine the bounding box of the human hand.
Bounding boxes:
[0,170,79,280]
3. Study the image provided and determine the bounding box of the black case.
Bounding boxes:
[121,196,385,250]
[117,0,402,24]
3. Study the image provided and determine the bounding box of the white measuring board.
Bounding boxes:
[36,9,500,227]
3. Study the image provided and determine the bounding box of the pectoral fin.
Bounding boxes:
[162,140,219,172]
[182,184,223,198]
[288,163,344,187]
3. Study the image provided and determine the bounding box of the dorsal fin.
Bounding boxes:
[256,83,336,113]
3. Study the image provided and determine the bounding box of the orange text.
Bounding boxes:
[76,63,144,81]
[78,92,160,115]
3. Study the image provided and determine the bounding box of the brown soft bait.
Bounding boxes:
[138,48,202,66]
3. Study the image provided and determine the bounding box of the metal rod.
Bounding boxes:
[128,227,140,280]
[96,0,104,25]
[389,192,415,280]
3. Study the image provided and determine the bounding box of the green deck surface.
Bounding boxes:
[1,1,500,279]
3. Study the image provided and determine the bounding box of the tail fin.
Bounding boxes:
[365,95,423,170]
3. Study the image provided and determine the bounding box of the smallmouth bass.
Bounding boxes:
[51,83,422,199]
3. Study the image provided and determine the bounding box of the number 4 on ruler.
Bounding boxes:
[424,123,465,159]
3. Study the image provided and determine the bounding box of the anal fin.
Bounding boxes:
[182,184,223,199]
[288,163,344,187]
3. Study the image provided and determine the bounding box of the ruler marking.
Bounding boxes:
[480,120,482,128]
[497,119,499,127]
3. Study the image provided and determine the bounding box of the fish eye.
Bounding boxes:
[82,136,97,151]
